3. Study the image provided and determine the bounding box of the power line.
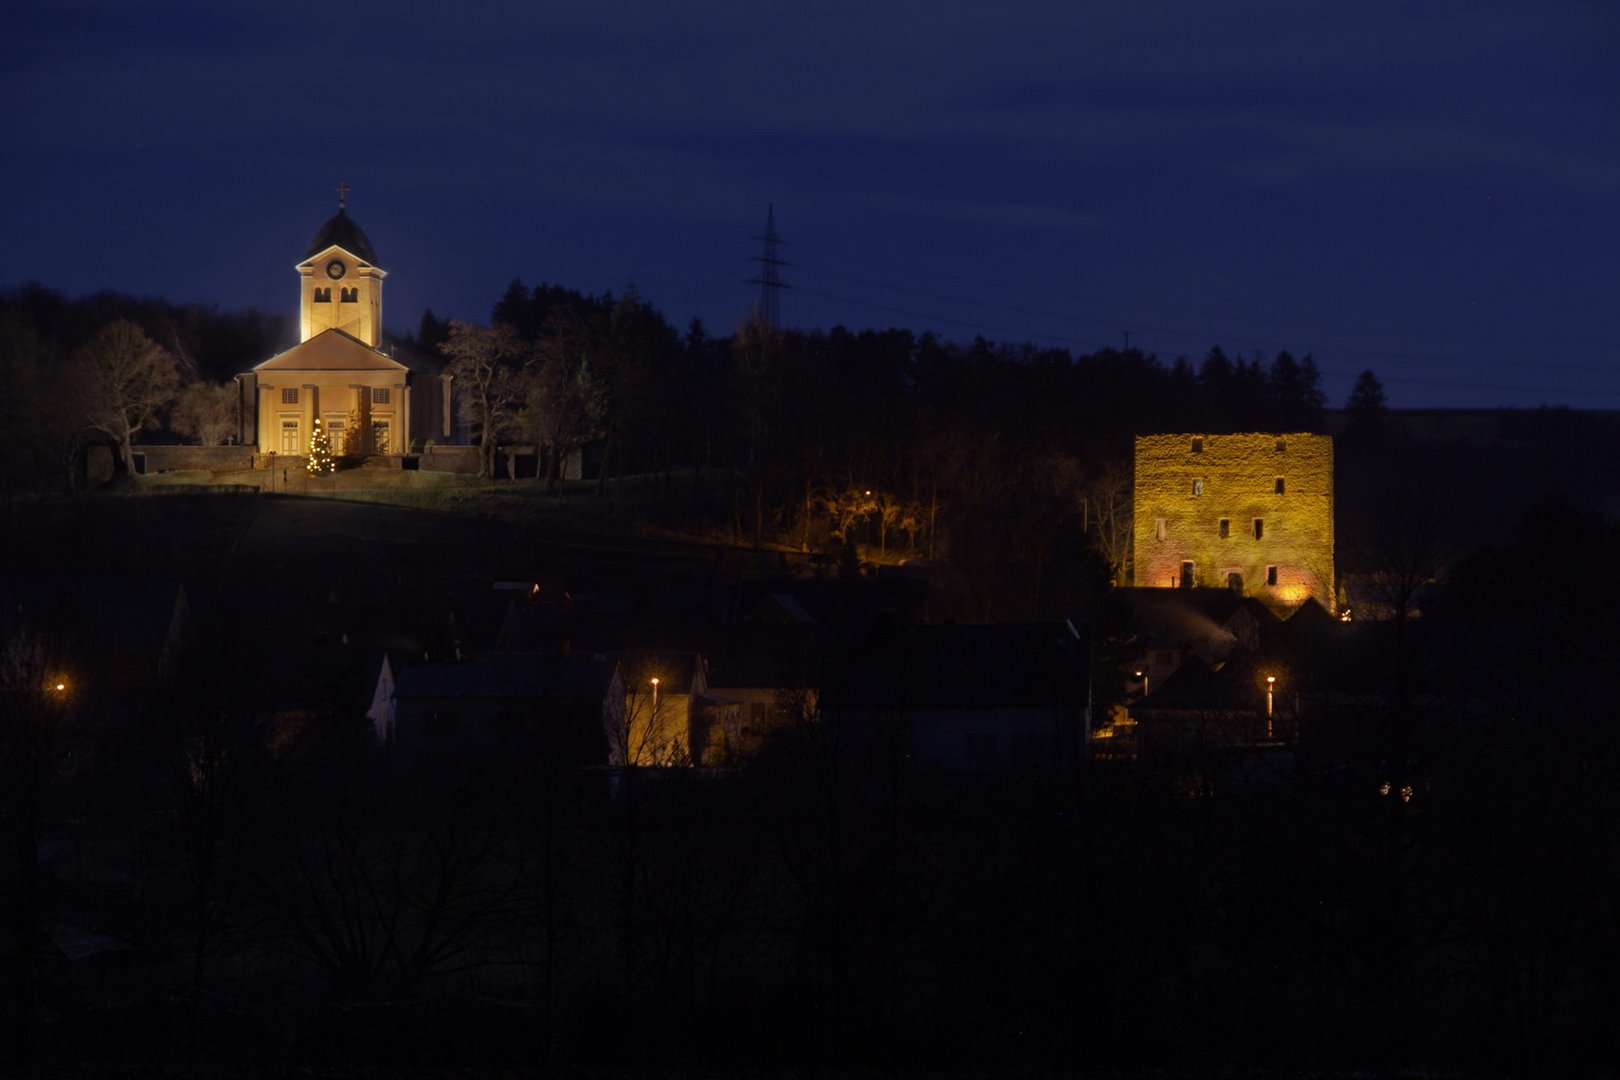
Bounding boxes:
[745,203,791,327]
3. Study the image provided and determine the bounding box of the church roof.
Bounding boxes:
[304,208,378,264]
[255,328,408,372]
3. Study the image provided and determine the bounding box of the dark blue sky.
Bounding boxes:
[5,0,1617,408]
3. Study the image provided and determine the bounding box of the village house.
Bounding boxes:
[821,621,1092,773]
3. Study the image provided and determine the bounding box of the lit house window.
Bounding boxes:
[1193,479,1204,496]
[372,387,390,405]
[1155,518,1166,541]
[281,388,298,404]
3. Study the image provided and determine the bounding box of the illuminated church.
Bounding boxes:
[239,190,451,457]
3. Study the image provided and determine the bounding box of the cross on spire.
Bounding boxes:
[336,181,350,210]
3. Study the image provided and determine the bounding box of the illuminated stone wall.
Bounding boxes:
[1132,433,1333,608]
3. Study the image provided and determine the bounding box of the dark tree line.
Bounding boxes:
[450,280,1333,619]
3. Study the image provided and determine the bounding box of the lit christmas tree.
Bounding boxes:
[307,416,336,475]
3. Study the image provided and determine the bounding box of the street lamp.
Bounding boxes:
[1265,675,1276,739]
[1134,669,1149,698]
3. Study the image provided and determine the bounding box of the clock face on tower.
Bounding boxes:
[326,259,347,280]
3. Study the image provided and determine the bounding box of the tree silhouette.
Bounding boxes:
[67,319,178,475]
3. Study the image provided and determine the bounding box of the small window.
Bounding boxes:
[340,287,358,303]
[1266,565,1278,586]
[1275,439,1287,452]
[1275,477,1286,494]
[1219,518,1230,539]
[1179,561,1195,589]
[372,387,391,405]
[281,388,298,405]
[1155,518,1167,541]
[1253,519,1264,540]
[1191,437,1203,454]
[314,287,331,303]
[1193,479,1204,496]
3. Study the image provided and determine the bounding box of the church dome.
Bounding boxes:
[305,208,378,264]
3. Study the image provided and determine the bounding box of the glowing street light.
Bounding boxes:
[1265,675,1276,739]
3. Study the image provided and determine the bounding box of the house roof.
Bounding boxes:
[1137,654,1267,713]
[824,621,1090,711]
[254,329,408,373]
[394,652,617,701]
[303,208,378,264]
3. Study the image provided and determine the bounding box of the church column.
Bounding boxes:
[440,373,454,439]
[233,374,248,447]
[397,382,411,453]
[350,384,370,453]
[257,383,274,456]
[303,385,318,454]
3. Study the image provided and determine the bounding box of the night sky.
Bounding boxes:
[6,0,1618,408]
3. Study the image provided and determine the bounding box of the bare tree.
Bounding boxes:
[170,381,238,446]
[522,319,606,494]
[1081,461,1133,586]
[67,319,179,475]
[443,321,524,479]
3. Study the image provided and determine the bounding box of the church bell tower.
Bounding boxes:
[297,182,386,346]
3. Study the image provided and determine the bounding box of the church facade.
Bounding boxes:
[238,198,452,457]
[1133,432,1335,610]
